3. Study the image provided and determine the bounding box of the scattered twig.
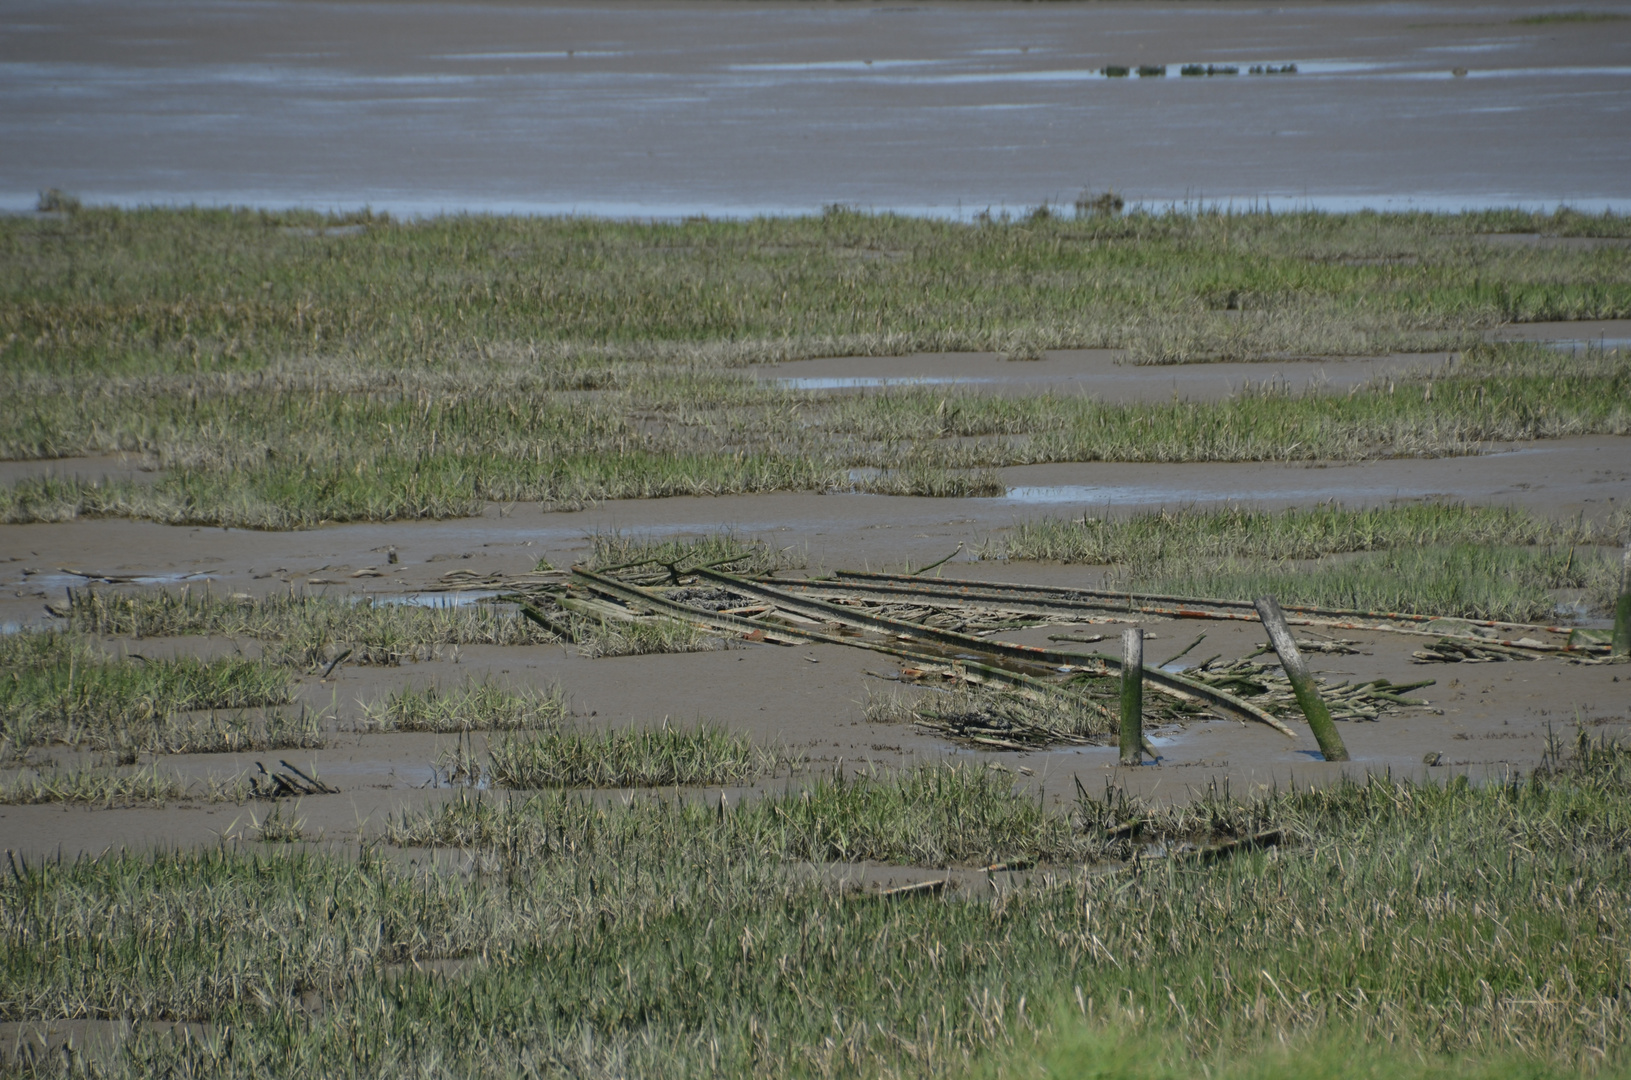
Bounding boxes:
[910,543,963,577]
[878,878,950,898]
[320,648,354,680]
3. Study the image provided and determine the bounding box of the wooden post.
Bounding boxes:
[1254,597,1349,762]
[1119,628,1144,765]
[1613,548,1631,659]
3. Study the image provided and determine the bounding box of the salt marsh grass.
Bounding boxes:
[0,630,296,753]
[992,503,1630,621]
[392,762,1081,866]
[1,345,1626,527]
[8,738,1631,1076]
[63,587,550,667]
[0,763,191,806]
[583,531,805,575]
[994,502,1621,565]
[1131,543,1623,623]
[487,721,776,789]
[569,615,727,658]
[357,680,568,734]
[1,209,1629,526]
[0,762,253,806]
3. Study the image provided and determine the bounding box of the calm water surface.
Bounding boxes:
[3,0,1628,216]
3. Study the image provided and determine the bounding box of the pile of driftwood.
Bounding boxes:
[455,551,1615,752]
[1183,654,1434,721]
[1412,637,1539,664]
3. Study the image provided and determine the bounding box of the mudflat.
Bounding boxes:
[5,428,1628,861]
[4,0,1629,214]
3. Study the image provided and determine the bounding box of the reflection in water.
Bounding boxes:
[375,590,503,608]
[775,376,995,390]
[1002,483,1447,505]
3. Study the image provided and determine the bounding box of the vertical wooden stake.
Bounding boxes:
[1119,628,1144,766]
[1613,548,1631,659]
[1254,596,1349,762]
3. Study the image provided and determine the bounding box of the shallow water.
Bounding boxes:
[775,376,999,391]
[373,590,505,608]
[3,0,1628,216]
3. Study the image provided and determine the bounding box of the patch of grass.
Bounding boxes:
[992,503,1630,621]
[991,501,1618,565]
[357,680,567,734]
[7,737,1631,1075]
[583,531,805,576]
[854,466,1007,498]
[244,802,310,843]
[0,763,216,806]
[1018,1022,1591,1080]
[2,346,1629,527]
[570,615,729,658]
[2,209,1630,525]
[61,587,551,668]
[0,630,298,753]
[1127,542,1623,622]
[392,762,1086,867]
[487,721,777,789]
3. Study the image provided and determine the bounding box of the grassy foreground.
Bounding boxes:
[2,209,1629,526]
[6,737,1631,1077]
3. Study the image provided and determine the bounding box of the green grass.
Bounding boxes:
[566,614,729,658]
[0,630,300,754]
[4,206,1627,377]
[582,530,806,576]
[991,502,1618,565]
[391,762,1085,866]
[487,721,778,789]
[8,737,1631,1076]
[5,346,1628,528]
[2,209,1630,527]
[357,680,568,734]
[61,587,552,668]
[0,763,228,806]
[1129,543,1622,623]
[1015,1023,1599,1079]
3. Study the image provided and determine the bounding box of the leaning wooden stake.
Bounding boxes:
[1614,548,1631,659]
[1119,629,1144,765]
[1255,596,1349,762]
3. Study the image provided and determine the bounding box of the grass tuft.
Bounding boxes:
[0,630,298,753]
[62,587,551,668]
[488,721,777,789]
[358,680,568,734]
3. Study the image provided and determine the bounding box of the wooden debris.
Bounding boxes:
[1182,656,1431,721]
[248,760,338,800]
[1412,637,1537,663]
[1256,596,1347,762]
[878,877,950,898]
[1120,629,1144,766]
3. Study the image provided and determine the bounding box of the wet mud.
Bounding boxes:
[3,598,1625,862]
